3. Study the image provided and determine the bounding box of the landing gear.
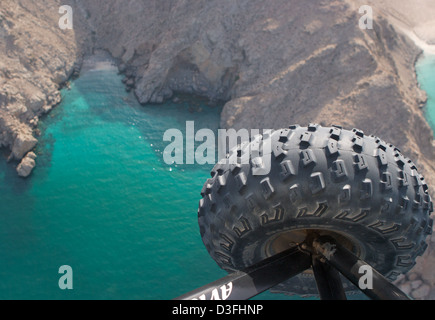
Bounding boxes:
[177,234,410,300]
[188,125,432,299]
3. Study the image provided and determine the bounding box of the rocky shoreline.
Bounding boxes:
[2,1,435,184]
[0,0,81,175]
[73,0,435,198]
[1,0,435,298]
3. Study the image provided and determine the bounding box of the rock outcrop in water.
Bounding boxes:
[0,0,89,167]
[16,151,36,177]
[4,0,433,189]
[1,0,434,187]
[1,0,435,298]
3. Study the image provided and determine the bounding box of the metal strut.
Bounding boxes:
[312,236,410,300]
[176,246,312,300]
[311,254,347,300]
[177,236,410,300]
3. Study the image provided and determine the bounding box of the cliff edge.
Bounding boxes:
[1,0,435,298]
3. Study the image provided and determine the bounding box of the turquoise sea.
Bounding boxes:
[0,57,288,300]
[0,53,434,300]
[416,54,435,135]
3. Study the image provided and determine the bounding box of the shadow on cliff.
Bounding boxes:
[63,60,224,172]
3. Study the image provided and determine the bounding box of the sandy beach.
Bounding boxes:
[348,0,435,54]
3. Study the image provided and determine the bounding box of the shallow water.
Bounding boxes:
[0,57,294,299]
[416,53,435,135]
[1,53,433,300]
[0,60,223,299]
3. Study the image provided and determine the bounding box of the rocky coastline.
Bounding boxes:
[2,1,435,184]
[0,0,89,176]
[1,0,435,298]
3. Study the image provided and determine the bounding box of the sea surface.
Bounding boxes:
[0,56,290,300]
[416,53,435,135]
[0,53,434,300]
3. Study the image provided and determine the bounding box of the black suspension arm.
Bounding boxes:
[312,236,410,300]
[175,246,312,300]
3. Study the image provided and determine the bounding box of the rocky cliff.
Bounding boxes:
[0,0,89,167]
[1,0,435,298]
[77,0,435,193]
[1,0,434,188]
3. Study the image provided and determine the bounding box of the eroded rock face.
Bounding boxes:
[16,151,36,178]
[1,0,435,298]
[0,0,88,160]
[75,0,435,298]
[78,0,435,193]
[1,0,434,186]
[11,132,37,161]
